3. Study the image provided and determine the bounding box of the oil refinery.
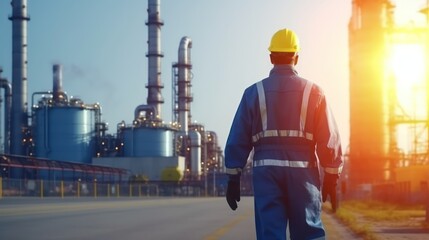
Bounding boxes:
[0,0,225,196]
[0,0,429,203]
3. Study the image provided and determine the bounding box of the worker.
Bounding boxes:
[224,28,343,240]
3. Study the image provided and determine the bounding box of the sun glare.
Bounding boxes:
[389,43,426,89]
[386,42,427,154]
[393,0,428,26]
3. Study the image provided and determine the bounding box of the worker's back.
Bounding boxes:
[245,64,322,166]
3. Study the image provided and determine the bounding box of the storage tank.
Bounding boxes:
[122,126,174,157]
[32,64,99,164]
[33,104,97,164]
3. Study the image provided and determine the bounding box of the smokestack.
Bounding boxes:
[146,0,164,120]
[9,0,30,155]
[177,37,193,133]
[52,64,64,102]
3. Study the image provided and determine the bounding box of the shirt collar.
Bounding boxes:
[269,64,298,76]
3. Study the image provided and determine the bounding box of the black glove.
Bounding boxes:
[322,173,339,212]
[226,174,240,211]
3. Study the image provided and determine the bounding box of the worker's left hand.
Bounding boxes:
[322,173,338,212]
[226,174,240,211]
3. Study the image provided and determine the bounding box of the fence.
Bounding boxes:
[0,177,216,198]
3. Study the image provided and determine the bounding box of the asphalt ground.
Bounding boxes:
[0,197,361,239]
[3,197,427,239]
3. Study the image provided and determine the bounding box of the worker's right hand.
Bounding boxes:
[322,173,339,212]
[226,174,240,211]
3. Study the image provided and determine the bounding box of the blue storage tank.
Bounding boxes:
[122,127,174,157]
[33,106,96,164]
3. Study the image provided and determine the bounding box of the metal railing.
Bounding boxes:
[0,177,217,198]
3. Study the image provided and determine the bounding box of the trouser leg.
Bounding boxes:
[287,168,325,240]
[253,167,288,240]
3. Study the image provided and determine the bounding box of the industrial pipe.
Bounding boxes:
[177,37,193,134]
[134,104,157,121]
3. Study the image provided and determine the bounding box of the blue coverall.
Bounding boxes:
[225,65,343,240]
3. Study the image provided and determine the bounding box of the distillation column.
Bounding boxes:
[9,0,30,155]
[146,0,164,120]
[177,37,193,133]
[0,68,12,154]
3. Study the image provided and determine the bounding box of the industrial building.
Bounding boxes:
[348,0,429,203]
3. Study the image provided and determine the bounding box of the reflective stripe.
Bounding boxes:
[312,236,326,240]
[247,148,255,162]
[252,129,314,142]
[326,106,341,149]
[253,81,314,143]
[300,82,313,132]
[254,159,317,168]
[226,168,242,175]
[256,81,267,130]
[324,165,343,174]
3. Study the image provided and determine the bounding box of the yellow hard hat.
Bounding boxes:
[268,28,300,53]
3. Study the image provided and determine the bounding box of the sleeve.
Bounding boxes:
[224,89,254,175]
[314,94,344,176]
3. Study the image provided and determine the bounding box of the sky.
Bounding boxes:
[0,0,426,152]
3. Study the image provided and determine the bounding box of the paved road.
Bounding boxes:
[0,197,359,240]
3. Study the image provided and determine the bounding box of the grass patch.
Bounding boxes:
[333,205,379,240]
[342,200,425,221]
[327,200,427,240]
